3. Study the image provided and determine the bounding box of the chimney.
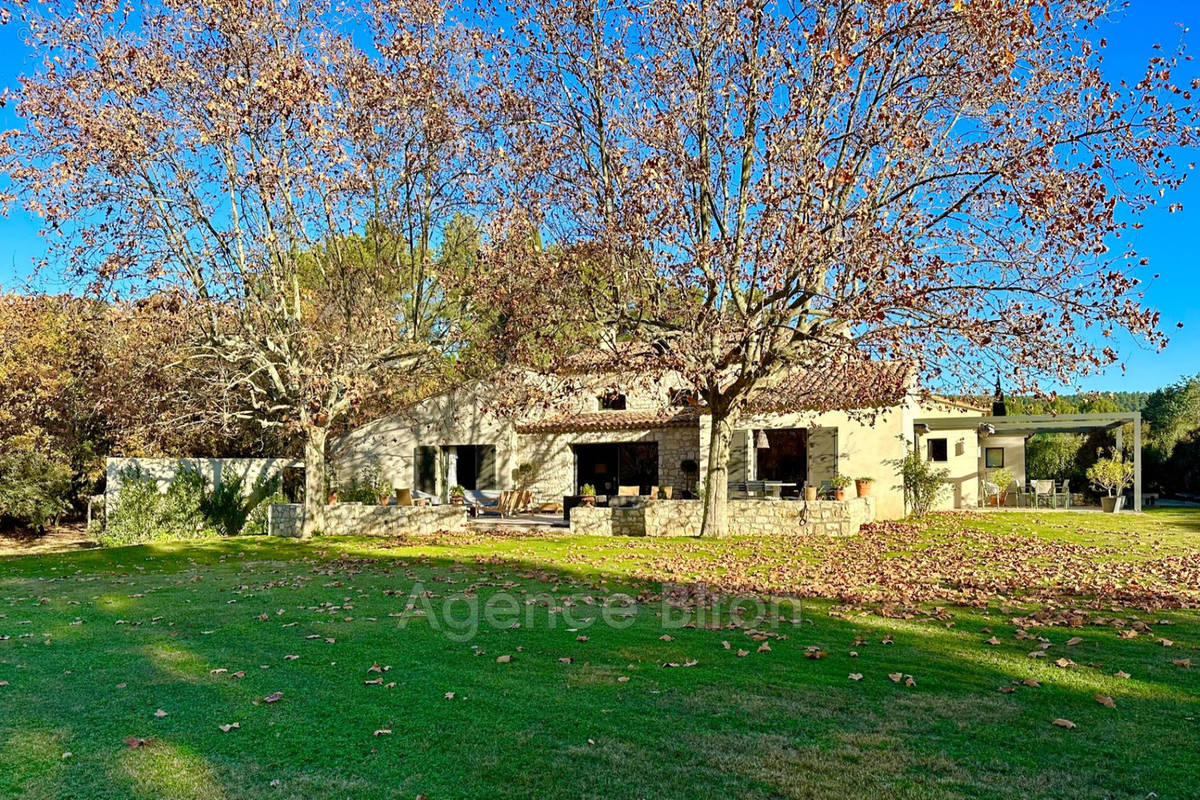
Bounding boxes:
[991,376,1007,417]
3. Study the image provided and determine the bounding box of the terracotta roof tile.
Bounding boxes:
[516,408,700,434]
[743,361,912,413]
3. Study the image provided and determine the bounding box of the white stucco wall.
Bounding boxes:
[330,381,518,498]
[105,457,300,506]
[979,434,1027,495]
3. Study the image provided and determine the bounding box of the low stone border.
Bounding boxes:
[268,503,467,537]
[569,497,875,537]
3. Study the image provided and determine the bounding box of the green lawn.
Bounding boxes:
[2,510,1200,799]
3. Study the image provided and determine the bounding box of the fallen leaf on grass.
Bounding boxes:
[1052,718,1077,730]
[364,678,383,686]
[576,636,589,642]
[1021,678,1041,688]
[124,737,151,749]
[722,641,731,650]
[1159,638,1174,647]
[736,649,749,657]
[1173,658,1192,669]
[444,692,455,700]
[153,709,168,718]
[231,671,245,679]
[209,668,227,675]
[758,642,772,654]
[218,723,240,733]
[985,637,1001,646]
[1094,694,1116,708]
[496,655,512,664]
[617,676,630,682]
[662,659,698,668]
[659,634,674,642]
[284,655,299,661]
[263,692,283,703]
[997,686,1015,694]
[1065,636,1083,646]
[805,647,826,659]
[1114,670,1131,679]
[373,729,392,737]
[558,657,573,664]
[888,672,902,683]
[1054,658,1075,668]
[848,673,863,681]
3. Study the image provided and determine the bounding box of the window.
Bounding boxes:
[598,392,627,410]
[927,438,948,462]
[984,447,1005,469]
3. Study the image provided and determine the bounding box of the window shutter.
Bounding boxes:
[728,429,749,482]
[413,447,438,495]
[477,445,497,490]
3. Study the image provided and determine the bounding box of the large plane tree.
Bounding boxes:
[3,0,497,535]
[487,0,1196,535]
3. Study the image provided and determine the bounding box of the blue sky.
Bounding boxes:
[0,2,1197,393]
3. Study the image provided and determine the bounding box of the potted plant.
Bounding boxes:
[803,483,818,502]
[855,477,874,498]
[373,476,394,506]
[580,483,597,507]
[988,467,1015,507]
[830,474,853,501]
[448,484,467,506]
[1087,453,1134,513]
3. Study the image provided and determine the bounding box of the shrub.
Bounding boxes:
[244,489,287,536]
[897,449,949,517]
[1087,453,1134,497]
[0,451,73,531]
[101,468,212,547]
[988,467,1016,493]
[101,465,282,546]
[830,474,853,490]
[190,466,283,536]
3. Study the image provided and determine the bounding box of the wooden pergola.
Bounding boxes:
[912,412,1143,511]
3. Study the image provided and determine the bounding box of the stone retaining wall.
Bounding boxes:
[569,497,875,538]
[268,503,467,537]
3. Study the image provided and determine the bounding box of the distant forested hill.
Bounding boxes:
[955,392,1150,415]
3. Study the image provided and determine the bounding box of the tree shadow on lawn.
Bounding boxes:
[2,540,1200,799]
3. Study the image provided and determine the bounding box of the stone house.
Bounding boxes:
[331,363,1029,521]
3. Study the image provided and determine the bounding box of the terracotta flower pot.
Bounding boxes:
[855,480,873,498]
[327,491,338,505]
[804,487,818,501]
[581,495,596,507]
[450,495,464,506]
[833,488,846,501]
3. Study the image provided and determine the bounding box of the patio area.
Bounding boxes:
[913,410,1144,512]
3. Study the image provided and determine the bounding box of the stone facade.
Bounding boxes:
[268,503,467,537]
[569,497,875,538]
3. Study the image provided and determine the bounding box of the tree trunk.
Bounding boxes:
[301,424,328,538]
[700,411,734,538]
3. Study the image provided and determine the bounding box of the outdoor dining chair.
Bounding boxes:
[1031,480,1054,508]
